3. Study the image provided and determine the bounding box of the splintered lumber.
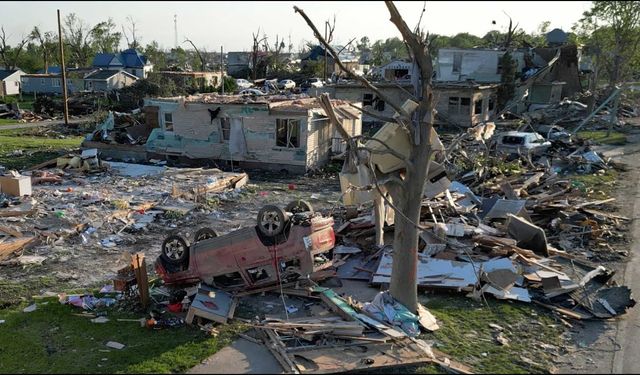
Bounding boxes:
[0,236,37,261]
[532,300,591,320]
[431,348,475,374]
[574,198,615,209]
[0,208,35,217]
[0,225,23,238]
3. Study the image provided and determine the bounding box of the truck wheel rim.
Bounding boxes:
[165,239,185,260]
[260,211,281,236]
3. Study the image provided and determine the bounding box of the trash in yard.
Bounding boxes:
[91,316,110,323]
[23,304,37,313]
[105,341,125,350]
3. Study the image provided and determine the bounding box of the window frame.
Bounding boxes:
[275,118,301,149]
[473,100,483,115]
[220,117,231,142]
[164,112,174,132]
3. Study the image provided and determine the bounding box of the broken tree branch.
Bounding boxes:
[293,6,409,120]
[317,93,351,140]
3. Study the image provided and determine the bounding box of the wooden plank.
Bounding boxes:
[131,253,149,308]
[0,209,35,218]
[574,198,615,209]
[532,300,590,320]
[0,236,37,261]
[0,225,23,238]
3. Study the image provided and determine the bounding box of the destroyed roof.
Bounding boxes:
[150,93,356,112]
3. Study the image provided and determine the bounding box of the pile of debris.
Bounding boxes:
[0,150,248,280]
[334,118,634,322]
[86,110,150,145]
[0,103,52,123]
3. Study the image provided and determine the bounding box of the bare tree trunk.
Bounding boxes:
[373,191,385,247]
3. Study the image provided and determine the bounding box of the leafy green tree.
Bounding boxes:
[90,18,121,53]
[144,41,166,71]
[449,32,484,48]
[63,13,95,67]
[574,1,640,85]
[30,26,58,72]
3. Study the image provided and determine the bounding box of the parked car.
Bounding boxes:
[492,131,552,155]
[535,125,572,144]
[308,78,324,88]
[236,79,253,89]
[239,88,267,96]
[155,201,336,290]
[278,79,296,90]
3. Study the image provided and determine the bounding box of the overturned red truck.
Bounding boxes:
[155,201,336,290]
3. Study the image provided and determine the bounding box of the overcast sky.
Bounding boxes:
[1,1,593,52]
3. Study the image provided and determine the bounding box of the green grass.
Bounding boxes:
[0,118,22,125]
[0,128,83,170]
[566,168,618,200]
[0,301,244,374]
[414,294,564,374]
[577,130,627,145]
[0,276,245,373]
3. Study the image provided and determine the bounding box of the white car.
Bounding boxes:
[278,79,296,90]
[239,88,267,96]
[308,78,324,88]
[492,131,552,155]
[236,79,253,89]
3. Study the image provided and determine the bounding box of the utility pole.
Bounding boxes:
[221,46,224,95]
[57,9,69,126]
[174,15,178,49]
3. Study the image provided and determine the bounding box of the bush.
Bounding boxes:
[218,76,237,93]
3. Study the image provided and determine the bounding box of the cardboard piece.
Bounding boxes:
[0,175,32,197]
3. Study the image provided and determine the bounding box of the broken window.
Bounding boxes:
[448,97,460,114]
[488,98,495,111]
[246,266,272,283]
[363,93,374,106]
[474,100,483,115]
[497,56,503,74]
[52,78,61,87]
[212,272,245,288]
[164,112,174,131]
[452,52,463,74]
[276,119,301,148]
[220,117,231,142]
[375,99,385,112]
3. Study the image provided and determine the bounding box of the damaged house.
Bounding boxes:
[141,95,361,173]
[312,81,498,130]
[436,45,592,113]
